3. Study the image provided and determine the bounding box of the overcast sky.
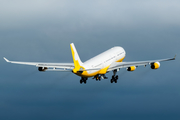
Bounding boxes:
[0,0,180,120]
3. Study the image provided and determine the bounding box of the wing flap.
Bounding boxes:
[36,64,74,69]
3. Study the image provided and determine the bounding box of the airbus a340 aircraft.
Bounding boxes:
[4,43,176,84]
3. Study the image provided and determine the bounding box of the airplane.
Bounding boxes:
[4,43,176,84]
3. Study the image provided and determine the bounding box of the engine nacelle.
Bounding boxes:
[151,62,160,69]
[38,67,48,71]
[127,66,136,71]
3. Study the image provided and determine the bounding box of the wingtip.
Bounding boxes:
[3,57,9,62]
[174,54,176,59]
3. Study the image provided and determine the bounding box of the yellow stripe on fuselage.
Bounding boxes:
[98,65,110,74]
[75,56,125,77]
[75,70,99,77]
[116,57,125,62]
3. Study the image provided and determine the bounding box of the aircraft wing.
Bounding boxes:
[107,55,176,71]
[3,57,74,71]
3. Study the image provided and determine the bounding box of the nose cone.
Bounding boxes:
[118,46,126,54]
[123,48,126,55]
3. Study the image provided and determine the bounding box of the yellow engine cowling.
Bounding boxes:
[151,62,160,69]
[127,66,136,71]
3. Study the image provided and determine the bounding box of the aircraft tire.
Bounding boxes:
[84,80,87,84]
[80,80,83,84]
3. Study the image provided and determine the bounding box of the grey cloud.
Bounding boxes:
[0,0,180,30]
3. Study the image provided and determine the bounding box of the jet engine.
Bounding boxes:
[150,62,160,69]
[127,66,136,71]
[38,67,48,71]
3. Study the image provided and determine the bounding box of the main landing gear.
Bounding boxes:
[111,69,118,83]
[79,69,119,84]
[80,77,88,84]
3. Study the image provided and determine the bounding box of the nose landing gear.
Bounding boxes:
[93,74,108,81]
[95,75,101,81]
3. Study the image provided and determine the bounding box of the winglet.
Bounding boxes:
[174,54,176,60]
[3,57,10,62]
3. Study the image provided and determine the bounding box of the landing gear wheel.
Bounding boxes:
[111,75,118,83]
[84,80,87,84]
[115,80,117,83]
[80,77,88,84]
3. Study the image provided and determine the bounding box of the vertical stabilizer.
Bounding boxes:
[70,43,83,73]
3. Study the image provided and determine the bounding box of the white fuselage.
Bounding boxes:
[78,46,126,77]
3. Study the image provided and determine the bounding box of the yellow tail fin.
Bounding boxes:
[70,43,83,73]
